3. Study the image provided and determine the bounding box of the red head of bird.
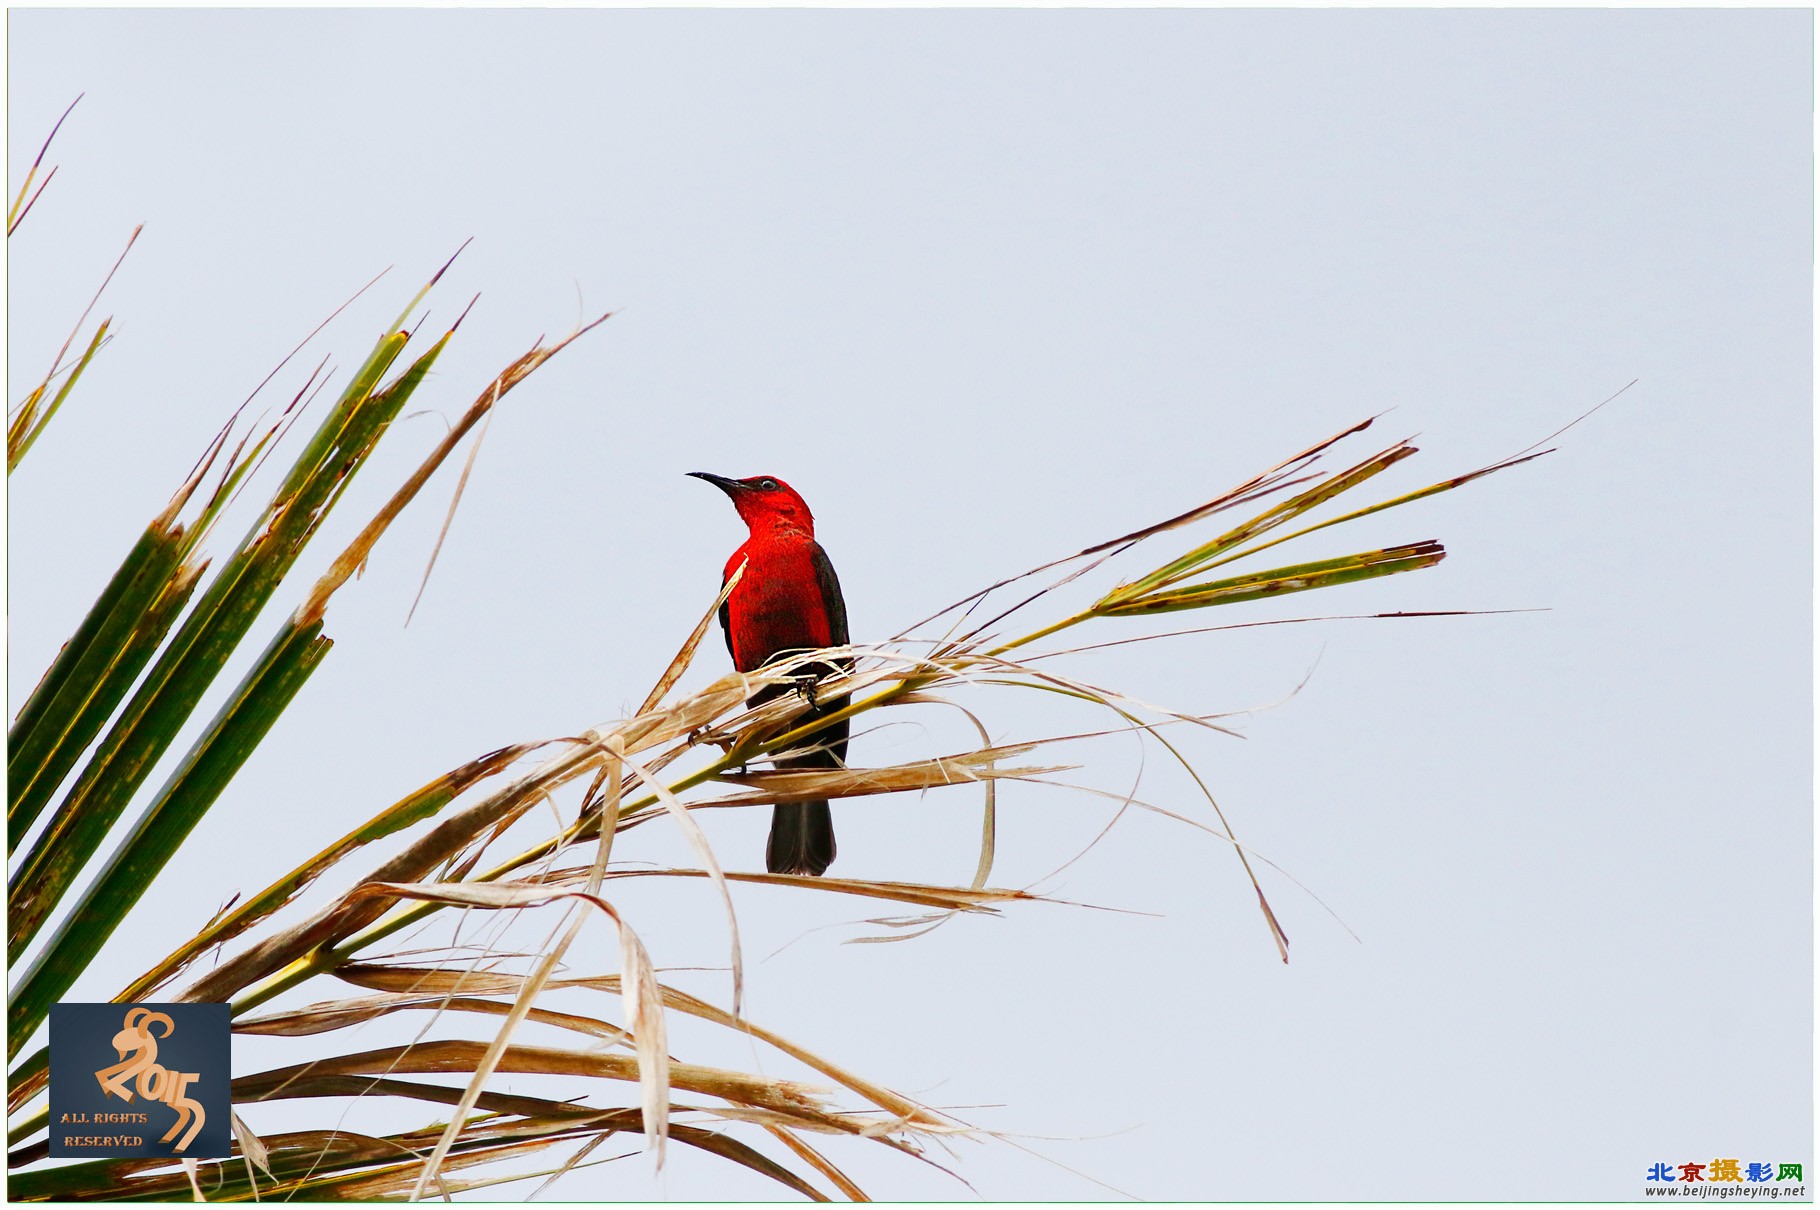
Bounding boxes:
[687,472,816,537]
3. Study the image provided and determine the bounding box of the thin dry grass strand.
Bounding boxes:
[702,644,1087,770]
[23,223,140,408]
[576,569,745,821]
[240,1042,840,1139]
[248,1049,451,1195]
[897,465,1324,644]
[231,1109,274,1200]
[931,547,1124,657]
[333,964,956,1133]
[384,238,473,336]
[404,402,493,627]
[128,743,541,1003]
[1508,377,1636,460]
[1030,777,1361,945]
[401,407,456,435]
[554,868,1043,914]
[1018,780,1228,845]
[1192,448,1548,582]
[236,991,629,1047]
[840,918,948,946]
[967,1129,1139,1202]
[837,693,1000,945]
[1133,434,1423,596]
[589,756,669,1171]
[222,362,340,526]
[765,1125,870,1200]
[180,1156,203,1201]
[943,702,998,892]
[157,403,244,528]
[312,893,670,1183]
[7,92,81,233]
[319,686,760,948]
[640,566,745,716]
[7,163,57,236]
[617,912,669,1163]
[196,405,268,522]
[806,644,1192,738]
[1029,707,1153,889]
[594,648,1221,855]
[406,741,628,1201]
[618,749,745,1020]
[706,746,1066,809]
[527,1134,622,1201]
[301,316,615,627]
[218,263,391,439]
[1118,708,1287,961]
[894,412,1386,641]
[178,767,558,1003]
[207,775,602,1011]
[964,657,1248,741]
[1022,607,1545,663]
[34,323,116,386]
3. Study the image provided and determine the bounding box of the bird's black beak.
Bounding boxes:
[687,471,744,497]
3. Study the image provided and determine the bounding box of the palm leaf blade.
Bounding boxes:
[1104,541,1448,615]
[7,620,334,1051]
[6,327,435,971]
[7,520,188,842]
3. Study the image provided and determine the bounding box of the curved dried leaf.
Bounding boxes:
[235,1040,833,1126]
[235,991,629,1046]
[707,746,1063,806]
[334,964,952,1130]
[123,743,533,1002]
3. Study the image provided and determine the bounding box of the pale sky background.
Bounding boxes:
[7,8,1812,1202]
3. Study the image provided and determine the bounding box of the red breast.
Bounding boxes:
[724,535,834,672]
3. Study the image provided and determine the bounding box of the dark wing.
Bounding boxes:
[810,543,852,765]
[811,543,848,648]
[717,568,735,663]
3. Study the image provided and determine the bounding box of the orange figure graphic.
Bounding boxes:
[93,1008,205,1151]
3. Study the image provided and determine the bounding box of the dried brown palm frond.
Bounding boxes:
[8,410,1546,1201]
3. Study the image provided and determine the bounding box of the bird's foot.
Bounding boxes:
[789,673,821,709]
[690,725,737,753]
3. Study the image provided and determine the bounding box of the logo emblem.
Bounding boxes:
[50,1003,230,1158]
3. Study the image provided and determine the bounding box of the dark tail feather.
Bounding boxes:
[767,800,836,877]
[753,682,848,877]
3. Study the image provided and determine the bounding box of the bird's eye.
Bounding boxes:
[757,478,779,491]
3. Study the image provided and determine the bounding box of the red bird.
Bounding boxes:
[689,472,848,876]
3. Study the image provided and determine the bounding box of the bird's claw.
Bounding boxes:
[690,725,737,753]
[789,673,821,709]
